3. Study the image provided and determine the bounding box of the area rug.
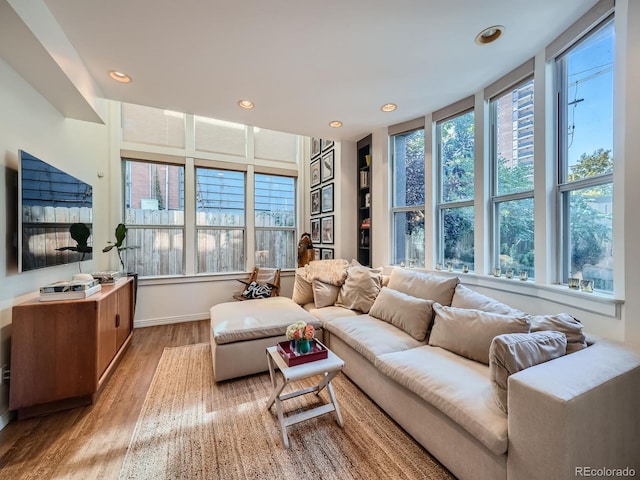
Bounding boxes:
[118,343,455,480]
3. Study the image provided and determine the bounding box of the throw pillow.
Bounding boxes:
[312,280,341,308]
[335,265,382,313]
[489,331,567,413]
[304,259,349,286]
[291,268,313,305]
[387,267,459,306]
[529,313,587,353]
[429,304,531,364]
[451,284,524,315]
[369,287,434,341]
[241,281,273,299]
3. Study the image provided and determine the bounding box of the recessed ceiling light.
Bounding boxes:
[329,120,343,128]
[108,70,131,83]
[381,103,397,112]
[475,25,504,45]
[237,99,254,109]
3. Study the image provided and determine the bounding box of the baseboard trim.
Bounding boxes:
[0,408,15,431]
[134,313,208,329]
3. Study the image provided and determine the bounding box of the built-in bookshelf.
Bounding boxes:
[357,135,372,266]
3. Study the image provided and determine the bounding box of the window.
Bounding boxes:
[196,168,245,273]
[490,78,535,278]
[254,174,296,268]
[391,128,425,267]
[122,103,185,148]
[436,110,475,270]
[123,159,185,276]
[556,17,614,292]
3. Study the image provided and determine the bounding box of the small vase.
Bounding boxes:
[296,339,311,354]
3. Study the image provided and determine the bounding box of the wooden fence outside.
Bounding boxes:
[123,208,295,276]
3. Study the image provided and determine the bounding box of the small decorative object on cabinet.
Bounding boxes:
[357,134,372,266]
[9,277,135,419]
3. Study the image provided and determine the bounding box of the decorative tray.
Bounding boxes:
[276,339,328,367]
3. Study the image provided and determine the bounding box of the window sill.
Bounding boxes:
[424,269,623,319]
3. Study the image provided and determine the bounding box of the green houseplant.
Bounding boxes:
[103,223,136,272]
[55,222,93,273]
[103,223,139,306]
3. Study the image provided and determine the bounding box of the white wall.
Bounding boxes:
[619,0,640,347]
[0,57,110,428]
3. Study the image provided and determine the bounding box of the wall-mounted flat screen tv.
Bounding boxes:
[18,150,93,272]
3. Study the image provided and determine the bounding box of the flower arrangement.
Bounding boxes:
[286,321,315,341]
[286,321,315,354]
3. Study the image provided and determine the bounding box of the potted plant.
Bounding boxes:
[103,223,136,272]
[56,222,93,278]
[103,223,139,306]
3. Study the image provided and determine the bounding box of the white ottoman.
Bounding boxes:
[210,296,323,381]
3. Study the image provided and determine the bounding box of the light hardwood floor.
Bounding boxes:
[0,320,210,480]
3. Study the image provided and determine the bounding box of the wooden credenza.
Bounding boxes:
[9,277,134,419]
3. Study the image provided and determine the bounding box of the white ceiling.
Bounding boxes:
[8,0,599,142]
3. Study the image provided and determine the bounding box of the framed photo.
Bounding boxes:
[310,218,320,243]
[311,138,321,158]
[321,215,334,244]
[310,158,321,187]
[321,139,334,151]
[321,183,334,213]
[321,150,334,183]
[321,248,334,260]
[313,248,321,261]
[310,188,321,215]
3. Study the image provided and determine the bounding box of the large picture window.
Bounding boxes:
[556,17,614,292]
[436,110,475,271]
[254,174,296,269]
[196,168,245,273]
[391,128,425,267]
[490,78,535,278]
[123,159,185,276]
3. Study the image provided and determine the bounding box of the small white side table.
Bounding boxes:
[266,342,345,448]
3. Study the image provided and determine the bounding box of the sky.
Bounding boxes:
[566,19,614,168]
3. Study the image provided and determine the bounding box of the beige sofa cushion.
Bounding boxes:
[312,280,341,308]
[530,313,587,353]
[303,304,360,323]
[324,315,424,363]
[210,296,321,345]
[387,268,458,306]
[429,304,531,364]
[335,265,382,313]
[376,345,508,456]
[292,268,314,305]
[489,331,567,413]
[451,284,523,315]
[369,287,434,341]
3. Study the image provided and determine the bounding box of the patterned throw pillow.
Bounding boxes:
[241,281,273,299]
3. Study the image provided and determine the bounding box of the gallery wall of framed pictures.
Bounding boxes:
[309,137,336,258]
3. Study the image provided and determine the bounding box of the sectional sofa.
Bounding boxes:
[210,260,640,480]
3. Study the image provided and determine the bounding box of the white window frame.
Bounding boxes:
[489,76,536,277]
[389,122,426,267]
[435,107,475,270]
[554,15,615,289]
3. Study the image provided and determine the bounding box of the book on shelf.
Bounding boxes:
[359,170,369,188]
[39,278,100,294]
[360,218,371,229]
[39,284,102,302]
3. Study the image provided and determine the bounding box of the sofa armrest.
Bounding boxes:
[507,340,640,480]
